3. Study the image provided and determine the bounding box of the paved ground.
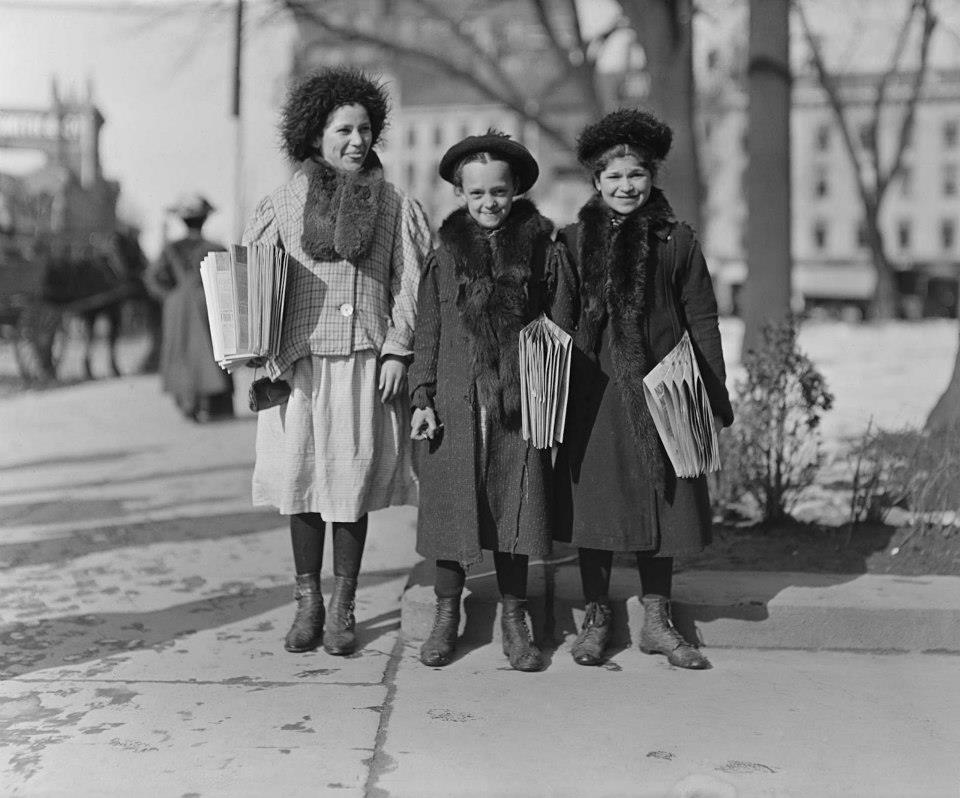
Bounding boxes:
[2,360,960,797]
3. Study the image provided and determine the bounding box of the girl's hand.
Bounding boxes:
[379,357,406,403]
[411,407,440,440]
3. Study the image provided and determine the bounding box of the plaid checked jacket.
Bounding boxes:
[242,169,432,379]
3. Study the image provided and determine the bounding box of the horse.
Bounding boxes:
[41,229,161,380]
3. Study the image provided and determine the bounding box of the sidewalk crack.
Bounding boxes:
[363,632,405,797]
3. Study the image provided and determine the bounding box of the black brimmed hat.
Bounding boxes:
[280,67,390,162]
[439,130,539,195]
[576,108,672,167]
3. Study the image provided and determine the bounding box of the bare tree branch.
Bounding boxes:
[405,0,528,110]
[280,0,575,152]
[877,0,937,195]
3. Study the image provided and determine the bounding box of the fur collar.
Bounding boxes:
[576,188,676,482]
[438,199,554,425]
[300,153,384,261]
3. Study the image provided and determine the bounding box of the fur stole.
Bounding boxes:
[437,199,553,425]
[300,153,384,261]
[575,187,676,481]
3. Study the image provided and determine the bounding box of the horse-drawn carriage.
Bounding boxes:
[0,170,159,383]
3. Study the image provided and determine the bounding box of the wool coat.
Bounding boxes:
[409,200,577,567]
[147,236,233,415]
[555,189,733,555]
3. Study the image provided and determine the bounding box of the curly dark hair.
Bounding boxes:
[280,67,390,162]
[576,108,672,172]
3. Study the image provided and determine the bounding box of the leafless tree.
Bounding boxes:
[795,0,938,320]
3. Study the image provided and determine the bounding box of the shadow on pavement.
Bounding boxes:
[0,570,406,679]
[0,509,283,568]
[0,447,162,473]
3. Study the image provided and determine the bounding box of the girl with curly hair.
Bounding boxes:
[557,109,734,669]
[243,67,431,656]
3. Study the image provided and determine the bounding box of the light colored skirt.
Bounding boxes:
[252,351,417,520]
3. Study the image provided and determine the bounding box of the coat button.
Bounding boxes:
[339,303,354,317]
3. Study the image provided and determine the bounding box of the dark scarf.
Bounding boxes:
[300,153,384,261]
[437,199,553,425]
[575,187,676,481]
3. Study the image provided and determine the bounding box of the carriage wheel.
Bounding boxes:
[14,301,65,382]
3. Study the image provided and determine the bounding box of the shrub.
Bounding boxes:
[847,422,960,535]
[714,317,834,523]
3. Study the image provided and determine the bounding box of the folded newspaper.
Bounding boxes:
[519,314,572,450]
[642,330,721,478]
[199,243,289,372]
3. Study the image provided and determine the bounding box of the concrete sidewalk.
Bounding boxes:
[2,372,959,797]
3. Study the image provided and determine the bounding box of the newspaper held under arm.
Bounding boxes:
[199,243,289,372]
[642,330,721,478]
[519,314,572,450]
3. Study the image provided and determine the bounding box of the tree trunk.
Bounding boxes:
[863,205,898,320]
[622,0,702,232]
[740,0,792,357]
[926,277,960,431]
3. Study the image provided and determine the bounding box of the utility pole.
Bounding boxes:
[232,0,244,240]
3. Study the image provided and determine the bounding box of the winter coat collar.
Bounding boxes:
[437,199,554,425]
[575,187,676,483]
[300,153,384,262]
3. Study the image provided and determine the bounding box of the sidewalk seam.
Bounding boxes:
[363,632,405,798]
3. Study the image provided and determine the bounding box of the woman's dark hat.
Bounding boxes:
[280,67,390,162]
[576,108,672,166]
[438,131,539,194]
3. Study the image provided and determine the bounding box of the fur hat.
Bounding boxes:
[280,67,390,162]
[167,193,215,219]
[576,108,672,167]
[438,130,539,195]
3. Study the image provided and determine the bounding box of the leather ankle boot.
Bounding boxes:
[284,573,324,653]
[500,598,544,672]
[323,576,358,655]
[639,594,710,669]
[419,595,461,667]
[571,600,613,666]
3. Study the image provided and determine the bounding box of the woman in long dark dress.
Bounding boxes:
[557,109,734,669]
[147,194,234,422]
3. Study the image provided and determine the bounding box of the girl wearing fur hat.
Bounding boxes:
[557,109,733,669]
[409,131,577,671]
[242,67,431,656]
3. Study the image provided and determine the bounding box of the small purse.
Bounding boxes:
[248,375,291,412]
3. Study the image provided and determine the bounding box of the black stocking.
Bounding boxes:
[331,514,368,579]
[493,552,528,600]
[434,560,466,598]
[578,547,613,603]
[290,512,325,575]
[637,554,673,598]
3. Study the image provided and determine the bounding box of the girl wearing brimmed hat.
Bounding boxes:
[147,193,234,422]
[242,67,431,657]
[409,130,576,671]
[556,109,734,669]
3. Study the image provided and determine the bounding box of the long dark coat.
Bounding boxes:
[409,200,577,567]
[555,190,733,555]
[147,236,233,415]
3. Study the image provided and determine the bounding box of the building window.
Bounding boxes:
[813,220,828,251]
[856,221,869,248]
[942,219,956,250]
[858,123,873,150]
[434,125,443,147]
[944,120,958,149]
[815,123,830,152]
[898,220,912,250]
[406,126,417,148]
[944,164,958,196]
[406,162,416,188]
[814,166,829,198]
[899,166,913,198]
[706,49,720,71]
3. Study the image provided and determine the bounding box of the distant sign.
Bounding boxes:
[0,110,82,145]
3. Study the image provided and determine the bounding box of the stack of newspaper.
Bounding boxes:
[642,330,721,478]
[199,243,289,371]
[518,315,572,449]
